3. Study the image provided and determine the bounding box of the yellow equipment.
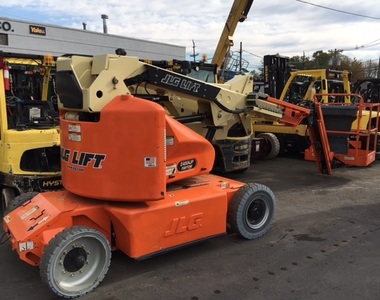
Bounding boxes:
[252,69,352,157]
[125,53,316,174]
[41,54,56,101]
[0,53,61,213]
[211,0,254,82]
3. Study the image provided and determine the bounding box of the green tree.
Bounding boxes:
[311,50,332,69]
[350,59,365,81]
[249,69,261,80]
[289,55,313,69]
[363,59,379,78]
[288,51,367,81]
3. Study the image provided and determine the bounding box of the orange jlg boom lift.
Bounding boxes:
[0,52,327,298]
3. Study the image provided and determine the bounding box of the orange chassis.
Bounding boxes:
[4,174,246,264]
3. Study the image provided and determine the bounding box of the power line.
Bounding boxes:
[242,50,263,59]
[343,39,380,51]
[295,0,380,20]
[363,38,380,47]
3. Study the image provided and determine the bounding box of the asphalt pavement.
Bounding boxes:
[1,154,380,300]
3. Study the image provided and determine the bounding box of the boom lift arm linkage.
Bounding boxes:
[57,54,316,174]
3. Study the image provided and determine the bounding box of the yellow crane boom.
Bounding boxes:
[211,0,254,68]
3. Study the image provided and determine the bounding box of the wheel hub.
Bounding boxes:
[63,248,87,272]
[246,199,269,229]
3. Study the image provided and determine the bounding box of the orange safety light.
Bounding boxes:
[43,54,55,66]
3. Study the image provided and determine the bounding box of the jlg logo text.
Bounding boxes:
[164,213,203,237]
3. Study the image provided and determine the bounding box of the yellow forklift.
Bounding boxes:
[252,65,352,157]
[0,53,61,213]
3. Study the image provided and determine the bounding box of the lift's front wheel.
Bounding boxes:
[228,183,276,240]
[40,226,112,298]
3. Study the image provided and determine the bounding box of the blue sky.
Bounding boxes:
[1,0,380,71]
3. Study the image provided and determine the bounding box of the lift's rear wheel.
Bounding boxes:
[228,183,276,240]
[3,191,37,215]
[40,226,112,298]
[1,187,16,214]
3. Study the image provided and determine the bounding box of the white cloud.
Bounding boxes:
[1,0,380,70]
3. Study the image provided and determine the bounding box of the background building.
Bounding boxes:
[0,17,185,59]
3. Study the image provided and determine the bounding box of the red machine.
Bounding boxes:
[2,54,276,298]
[306,93,380,174]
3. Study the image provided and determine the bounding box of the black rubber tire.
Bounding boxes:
[228,183,276,240]
[274,133,286,155]
[1,187,16,215]
[4,191,38,215]
[40,226,111,298]
[257,132,280,159]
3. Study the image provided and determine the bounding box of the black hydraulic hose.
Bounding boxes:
[0,232,10,245]
[175,113,208,124]
[210,97,252,114]
[124,71,150,86]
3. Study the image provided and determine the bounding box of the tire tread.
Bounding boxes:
[228,183,276,240]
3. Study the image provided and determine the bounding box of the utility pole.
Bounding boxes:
[330,48,343,69]
[190,40,199,63]
[239,42,243,73]
[377,55,380,79]
[302,51,306,69]
[368,59,372,77]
